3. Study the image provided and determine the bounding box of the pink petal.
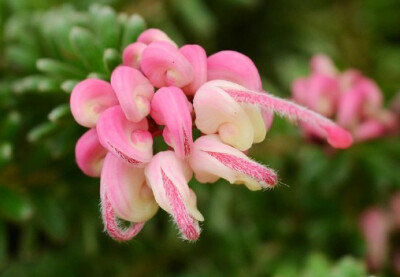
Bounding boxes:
[292,77,309,105]
[180,44,207,95]
[151,87,193,158]
[339,69,363,91]
[309,54,338,76]
[207,52,272,134]
[70,79,118,128]
[207,50,262,91]
[357,78,383,115]
[101,193,145,241]
[306,74,340,117]
[137,28,177,47]
[352,119,387,142]
[75,128,107,177]
[96,106,153,166]
[111,66,154,122]
[100,153,158,222]
[337,87,364,128]
[360,208,389,271]
[221,82,353,149]
[141,41,194,88]
[122,42,147,69]
[145,151,203,241]
[190,135,278,191]
[193,81,254,151]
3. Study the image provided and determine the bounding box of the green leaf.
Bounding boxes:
[36,58,85,79]
[121,14,146,50]
[27,122,58,143]
[0,142,13,168]
[0,111,21,140]
[48,104,71,123]
[32,192,68,241]
[61,79,79,94]
[90,5,120,49]
[69,27,105,73]
[103,48,121,73]
[0,186,32,222]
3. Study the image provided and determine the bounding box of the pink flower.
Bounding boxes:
[292,54,398,144]
[360,192,400,273]
[70,29,353,242]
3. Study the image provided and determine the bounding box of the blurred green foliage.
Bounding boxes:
[0,0,400,276]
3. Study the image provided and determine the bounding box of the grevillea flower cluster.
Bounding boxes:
[70,29,353,242]
[292,54,398,143]
[360,193,400,274]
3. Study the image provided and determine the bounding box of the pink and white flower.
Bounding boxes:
[70,29,353,242]
[292,54,398,143]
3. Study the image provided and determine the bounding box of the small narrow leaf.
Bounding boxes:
[69,27,105,73]
[121,14,146,49]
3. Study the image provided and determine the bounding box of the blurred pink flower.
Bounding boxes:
[70,29,353,242]
[292,54,398,144]
[360,192,400,274]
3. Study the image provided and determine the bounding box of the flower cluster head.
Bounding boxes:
[70,29,353,242]
[360,193,400,274]
[292,54,398,143]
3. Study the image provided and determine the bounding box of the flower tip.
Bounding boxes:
[326,126,354,148]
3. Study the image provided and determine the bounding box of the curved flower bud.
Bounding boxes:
[75,128,107,177]
[310,54,338,76]
[151,87,193,158]
[207,51,272,138]
[357,78,383,115]
[306,74,339,117]
[180,45,207,95]
[360,208,389,271]
[97,106,153,166]
[340,69,363,91]
[100,153,158,223]
[352,119,387,142]
[101,193,145,241]
[216,80,353,149]
[70,79,118,127]
[145,151,203,241]
[207,50,262,91]
[292,77,309,105]
[122,42,147,69]
[141,41,194,88]
[337,87,364,128]
[190,135,278,191]
[137,28,177,47]
[111,66,154,122]
[193,81,254,151]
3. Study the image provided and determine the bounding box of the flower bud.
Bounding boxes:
[122,42,147,69]
[190,135,278,191]
[96,106,153,166]
[111,66,154,122]
[180,45,207,95]
[310,54,338,76]
[137,28,177,47]
[207,50,262,91]
[193,80,254,150]
[141,41,194,88]
[101,153,158,223]
[75,128,107,177]
[145,151,203,241]
[70,79,118,127]
[151,87,193,158]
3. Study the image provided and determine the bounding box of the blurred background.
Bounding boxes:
[1,0,400,276]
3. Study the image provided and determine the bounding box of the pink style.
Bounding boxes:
[292,54,398,143]
[70,29,353,242]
